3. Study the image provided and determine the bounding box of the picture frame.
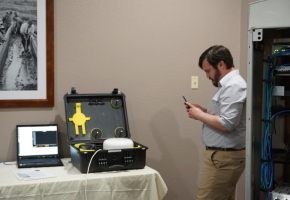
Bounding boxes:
[0,0,54,108]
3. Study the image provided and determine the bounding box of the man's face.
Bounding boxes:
[201,59,221,87]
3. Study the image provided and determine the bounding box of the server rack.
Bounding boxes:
[246,0,290,199]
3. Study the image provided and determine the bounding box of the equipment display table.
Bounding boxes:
[0,158,167,200]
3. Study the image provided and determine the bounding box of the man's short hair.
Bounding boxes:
[198,45,234,69]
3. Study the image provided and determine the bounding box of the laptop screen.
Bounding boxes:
[17,124,59,157]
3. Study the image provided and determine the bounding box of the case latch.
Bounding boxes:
[112,88,119,94]
[71,87,77,94]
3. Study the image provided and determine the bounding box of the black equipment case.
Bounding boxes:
[64,88,148,173]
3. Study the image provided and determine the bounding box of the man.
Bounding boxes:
[2,11,12,33]
[20,20,35,56]
[185,45,246,200]
[13,12,23,35]
[0,20,5,44]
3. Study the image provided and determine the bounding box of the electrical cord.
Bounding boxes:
[84,149,102,200]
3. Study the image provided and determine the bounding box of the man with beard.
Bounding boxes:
[184,45,246,200]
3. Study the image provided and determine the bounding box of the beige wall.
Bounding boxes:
[0,0,257,199]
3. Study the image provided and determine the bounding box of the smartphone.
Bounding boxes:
[182,95,187,102]
[183,95,190,109]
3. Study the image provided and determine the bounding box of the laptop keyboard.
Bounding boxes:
[21,158,60,164]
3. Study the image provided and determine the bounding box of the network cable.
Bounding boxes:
[260,47,290,200]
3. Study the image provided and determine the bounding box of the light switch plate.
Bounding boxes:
[191,76,198,89]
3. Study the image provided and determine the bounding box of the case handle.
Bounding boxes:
[71,87,77,94]
[112,88,119,94]
[99,162,134,170]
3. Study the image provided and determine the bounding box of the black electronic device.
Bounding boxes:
[183,95,191,109]
[64,88,148,173]
[16,124,63,168]
[182,95,187,102]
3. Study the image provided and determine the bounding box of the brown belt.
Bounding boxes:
[206,146,245,151]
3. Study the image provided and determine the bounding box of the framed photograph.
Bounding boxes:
[0,0,54,108]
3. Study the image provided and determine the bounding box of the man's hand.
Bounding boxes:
[185,102,204,120]
[184,102,228,132]
[184,102,207,112]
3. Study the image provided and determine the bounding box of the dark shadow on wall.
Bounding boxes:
[7,126,17,162]
[147,108,200,200]
[54,114,70,158]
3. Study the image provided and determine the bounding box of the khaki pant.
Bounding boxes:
[197,149,245,200]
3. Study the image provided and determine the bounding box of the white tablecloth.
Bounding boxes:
[0,158,167,200]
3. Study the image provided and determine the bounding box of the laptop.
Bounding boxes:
[16,124,63,168]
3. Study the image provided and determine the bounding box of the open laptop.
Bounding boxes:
[16,124,63,168]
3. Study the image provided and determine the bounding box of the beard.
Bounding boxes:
[210,68,221,87]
